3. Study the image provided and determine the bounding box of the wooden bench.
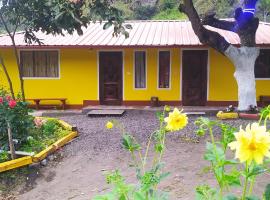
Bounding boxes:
[259,95,270,107]
[26,98,67,110]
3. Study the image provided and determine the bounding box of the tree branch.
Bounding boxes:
[12,15,21,38]
[202,14,236,32]
[179,0,230,54]
[0,11,25,100]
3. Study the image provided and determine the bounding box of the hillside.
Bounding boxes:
[114,0,270,22]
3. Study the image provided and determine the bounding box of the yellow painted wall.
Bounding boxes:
[208,48,270,101]
[124,48,181,101]
[0,48,98,105]
[208,48,238,101]
[1,47,270,105]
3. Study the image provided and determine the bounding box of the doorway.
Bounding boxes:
[182,50,208,106]
[99,52,123,105]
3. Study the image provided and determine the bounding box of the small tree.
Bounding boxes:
[258,0,270,22]
[179,0,261,111]
[0,0,128,100]
[0,92,33,160]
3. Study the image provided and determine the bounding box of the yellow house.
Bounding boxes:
[0,20,270,108]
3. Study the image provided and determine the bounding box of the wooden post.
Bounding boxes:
[7,121,16,160]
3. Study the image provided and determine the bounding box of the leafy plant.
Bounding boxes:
[0,151,9,163]
[259,105,270,120]
[94,107,188,200]
[20,118,70,153]
[0,88,34,159]
[194,107,270,200]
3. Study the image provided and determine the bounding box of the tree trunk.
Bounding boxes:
[11,37,25,101]
[225,45,260,111]
[7,121,16,160]
[0,56,15,99]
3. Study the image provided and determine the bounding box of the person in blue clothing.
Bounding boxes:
[234,0,258,31]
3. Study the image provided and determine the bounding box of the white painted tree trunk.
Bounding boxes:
[225,45,260,111]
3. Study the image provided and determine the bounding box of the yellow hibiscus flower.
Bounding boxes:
[164,108,188,131]
[106,121,114,129]
[228,123,270,165]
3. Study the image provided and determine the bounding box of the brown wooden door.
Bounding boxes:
[182,50,208,106]
[99,52,123,105]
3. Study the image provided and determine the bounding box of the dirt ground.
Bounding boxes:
[1,110,270,200]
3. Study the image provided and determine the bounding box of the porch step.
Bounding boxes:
[186,112,206,115]
[87,109,126,117]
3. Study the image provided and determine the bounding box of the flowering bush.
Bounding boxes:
[34,117,47,128]
[94,107,188,200]
[195,110,270,200]
[0,88,34,150]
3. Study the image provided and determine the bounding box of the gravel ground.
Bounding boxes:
[7,110,269,200]
[56,111,251,157]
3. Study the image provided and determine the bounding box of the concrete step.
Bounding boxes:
[87,109,126,117]
[186,112,206,115]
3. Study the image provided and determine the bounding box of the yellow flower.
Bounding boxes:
[106,121,114,129]
[164,108,188,131]
[164,105,171,112]
[228,123,270,164]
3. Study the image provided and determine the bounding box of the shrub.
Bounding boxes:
[0,88,34,150]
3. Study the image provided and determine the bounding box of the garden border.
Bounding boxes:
[0,118,78,173]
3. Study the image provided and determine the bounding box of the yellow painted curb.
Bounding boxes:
[32,145,55,163]
[32,131,78,163]
[52,131,78,149]
[58,120,73,131]
[0,156,32,173]
[216,111,239,120]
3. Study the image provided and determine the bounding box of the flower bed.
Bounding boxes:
[0,117,78,173]
[0,88,78,173]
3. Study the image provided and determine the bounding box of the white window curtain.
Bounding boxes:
[135,51,146,88]
[21,50,59,78]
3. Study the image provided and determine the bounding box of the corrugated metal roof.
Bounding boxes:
[0,20,269,48]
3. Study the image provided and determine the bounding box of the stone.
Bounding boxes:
[48,155,55,161]
[41,159,47,166]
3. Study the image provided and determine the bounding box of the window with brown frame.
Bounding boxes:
[20,51,59,78]
[135,51,146,88]
[158,51,170,88]
[255,49,270,78]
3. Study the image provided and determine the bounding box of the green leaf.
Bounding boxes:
[124,24,132,29]
[245,196,260,200]
[93,193,115,200]
[122,134,140,153]
[264,184,270,200]
[196,129,206,136]
[133,192,145,200]
[248,165,267,178]
[155,143,163,153]
[223,159,239,165]
[195,185,217,200]
[159,172,170,181]
[204,142,225,163]
[223,194,238,200]
[223,173,241,187]
[103,22,112,30]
